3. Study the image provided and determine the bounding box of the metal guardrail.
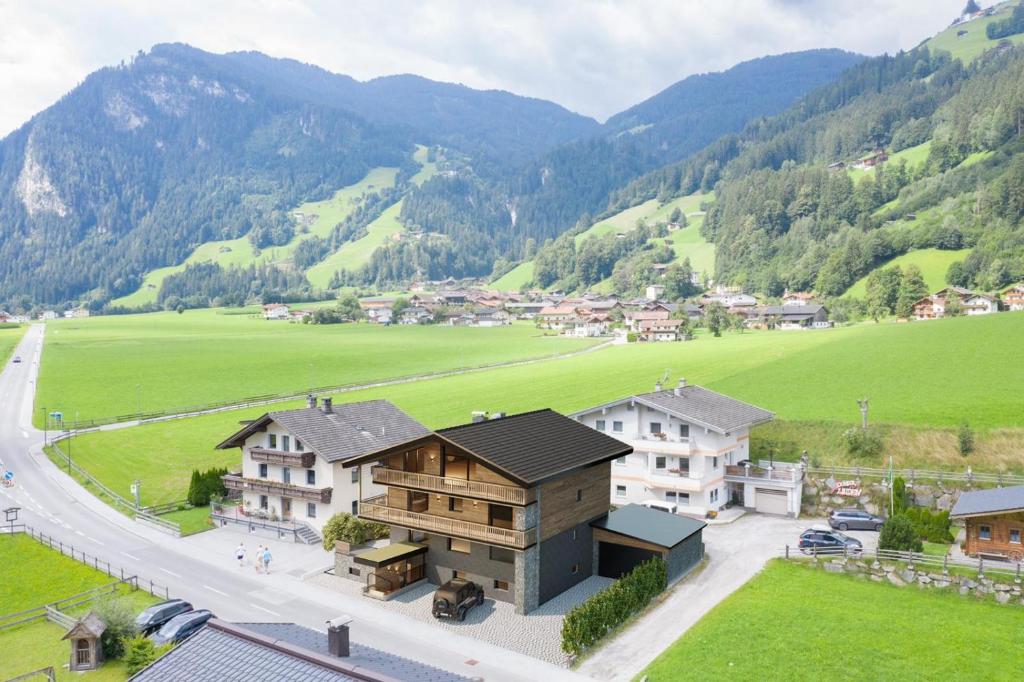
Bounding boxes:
[805,465,1024,487]
[780,545,1024,579]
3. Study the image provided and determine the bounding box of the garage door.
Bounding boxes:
[598,542,659,579]
[755,488,788,515]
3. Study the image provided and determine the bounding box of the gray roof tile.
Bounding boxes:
[633,385,773,434]
[951,485,1024,517]
[592,504,706,548]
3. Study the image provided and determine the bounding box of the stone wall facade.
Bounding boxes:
[802,474,969,517]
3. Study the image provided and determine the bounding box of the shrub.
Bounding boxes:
[94,598,137,659]
[879,514,923,553]
[892,476,909,516]
[905,507,954,544]
[122,634,173,675]
[626,332,638,343]
[321,512,390,551]
[957,422,975,457]
[186,467,228,507]
[842,427,884,457]
[561,557,667,657]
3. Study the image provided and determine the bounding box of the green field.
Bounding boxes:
[491,261,536,291]
[849,140,932,183]
[575,200,660,244]
[35,311,598,425]
[843,248,970,298]
[66,313,1024,505]
[409,144,438,186]
[925,3,1024,64]
[0,324,26,364]
[639,560,1024,681]
[305,199,405,288]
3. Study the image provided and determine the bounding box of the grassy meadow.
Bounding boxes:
[638,560,1024,681]
[305,199,405,288]
[491,261,536,291]
[35,311,598,425]
[64,313,1024,505]
[843,248,969,298]
[925,3,1024,64]
[0,324,26,364]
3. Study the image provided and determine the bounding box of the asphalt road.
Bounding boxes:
[0,324,580,682]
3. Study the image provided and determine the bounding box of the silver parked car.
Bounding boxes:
[828,508,884,531]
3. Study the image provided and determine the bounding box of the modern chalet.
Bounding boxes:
[216,397,430,540]
[951,485,1024,562]
[339,409,638,614]
[573,380,803,517]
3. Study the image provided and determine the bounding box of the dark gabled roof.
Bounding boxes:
[591,504,706,549]
[129,620,470,682]
[436,409,632,486]
[950,485,1024,518]
[216,400,430,464]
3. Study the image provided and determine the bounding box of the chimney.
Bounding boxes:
[321,397,333,414]
[326,615,352,657]
[471,410,488,423]
[674,378,687,396]
[490,412,506,420]
[307,394,317,409]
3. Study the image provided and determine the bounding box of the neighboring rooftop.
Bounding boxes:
[129,620,470,682]
[216,399,431,463]
[950,485,1024,518]
[591,504,706,548]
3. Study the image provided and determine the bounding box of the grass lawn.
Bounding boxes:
[0,324,26,364]
[35,311,598,424]
[843,248,970,298]
[491,261,535,291]
[68,314,1024,505]
[921,541,952,557]
[575,199,660,244]
[159,505,214,536]
[1,620,133,681]
[305,199,405,288]
[639,560,1024,681]
[925,4,1024,64]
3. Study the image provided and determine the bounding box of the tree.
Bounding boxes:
[895,264,928,318]
[95,598,137,659]
[337,294,363,321]
[668,206,683,224]
[958,422,975,456]
[944,290,963,317]
[962,0,980,15]
[391,297,411,314]
[892,476,909,515]
[704,301,729,337]
[864,265,902,316]
[879,514,923,553]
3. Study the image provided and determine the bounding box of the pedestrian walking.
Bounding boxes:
[235,542,246,567]
[262,547,272,575]
[254,545,263,574]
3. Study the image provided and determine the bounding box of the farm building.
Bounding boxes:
[951,486,1024,562]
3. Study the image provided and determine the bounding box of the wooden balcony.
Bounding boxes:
[724,465,802,484]
[371,466,534,506]
[359,495,536,549]
[223,473,332,503]
[249,447,316,468]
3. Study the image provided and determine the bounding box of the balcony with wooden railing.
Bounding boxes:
[724,465,802,484]
[249,447,316,468]
[223,473,332,503]
[358,495,536,549]
[371,466,534,505]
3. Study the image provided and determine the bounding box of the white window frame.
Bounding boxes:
[615,485,627,498]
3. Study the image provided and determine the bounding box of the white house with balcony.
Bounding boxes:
[216,397,430,541]
[573,380,803,518]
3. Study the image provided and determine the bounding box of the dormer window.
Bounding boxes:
[296,440,303,451]
[679,424,689,439]
[282,435,290,452]
[267,434,277,449]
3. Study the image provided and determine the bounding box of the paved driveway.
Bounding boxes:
[577,514,878,681]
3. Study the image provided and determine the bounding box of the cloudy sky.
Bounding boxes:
[0,0,968,137]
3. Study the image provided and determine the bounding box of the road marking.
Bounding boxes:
[203,585,229,597]
[159,568,181,578]
[88,537,105,546]
[248,603,280,617]
[120,551,140,561]
[74,530,85,537]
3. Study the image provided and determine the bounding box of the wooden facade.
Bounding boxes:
[962,512,1024,561]
[539,465,611,541]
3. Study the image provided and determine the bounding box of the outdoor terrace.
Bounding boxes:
[359,495,536,549]
[371,465,534,505]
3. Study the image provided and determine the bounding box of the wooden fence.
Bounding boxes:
[805,464,1024,487]
[0,577,138,632]
[780,544,1024,580]
[4,667,56,682]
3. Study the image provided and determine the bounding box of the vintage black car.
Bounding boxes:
[431,578,484,621]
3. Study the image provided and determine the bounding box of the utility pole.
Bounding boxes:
[41,406,47,448]
[856,397,869,430]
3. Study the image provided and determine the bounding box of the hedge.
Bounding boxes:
[321,512,390,551]
[561,556,667,657]
[187,467,228,506]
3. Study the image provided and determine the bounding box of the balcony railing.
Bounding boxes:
[359,495,536,549]
[724,465,802,483]
[249,447,316,468]
[223,473,332,503]
[371,466,534,505]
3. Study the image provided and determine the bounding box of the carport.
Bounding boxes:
[591,504,706,583]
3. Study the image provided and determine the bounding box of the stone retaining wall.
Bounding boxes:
[802,475,968,517]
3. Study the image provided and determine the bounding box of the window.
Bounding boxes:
[452,570,467,579]
[282,467,291,484]
[978,524,992,540]
[595,419,606,432]
[570,563,580,575]
[351,500,358,514]
[1011,529,1021,544]
[710,488,719,503]
[678,457,690,474]
[449,497,464,513]
[295,439,303,451]
[576,489,583,502]
[615,485,626,498]
[259,495,268,510]
[615,455,626,466]
[490,546,514,563]
[493,579,509,591]
[449,539,471,554]
[612,421,623,433]
[679,424,689,439]
[306,469,316,485]
[650,422,662,435]
[267,434,277,449]
[666,491,690,504]
[281,435,290,452]
[348,567,361,577]
[665,490,677,502]
[351,468,359,484]
[306,503,316,518]
[409,491,429,513]
[655,456,666,470]
[258,463,268,479]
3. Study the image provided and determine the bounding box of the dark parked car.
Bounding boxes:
[798,528,863,555]
[134,599,193,635]
[11,356,20,363]
[431,578,484,621]
[829,508,884,531]
[150,609,214,646]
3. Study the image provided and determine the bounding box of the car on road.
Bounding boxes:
[11,356,20,363]
[150,609,214,646]
[829,508,884,531]
[431,578,484,622]
[134,599,193,635]
[798,528,863,555]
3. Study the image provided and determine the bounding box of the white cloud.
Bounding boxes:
[0,0,966,137]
